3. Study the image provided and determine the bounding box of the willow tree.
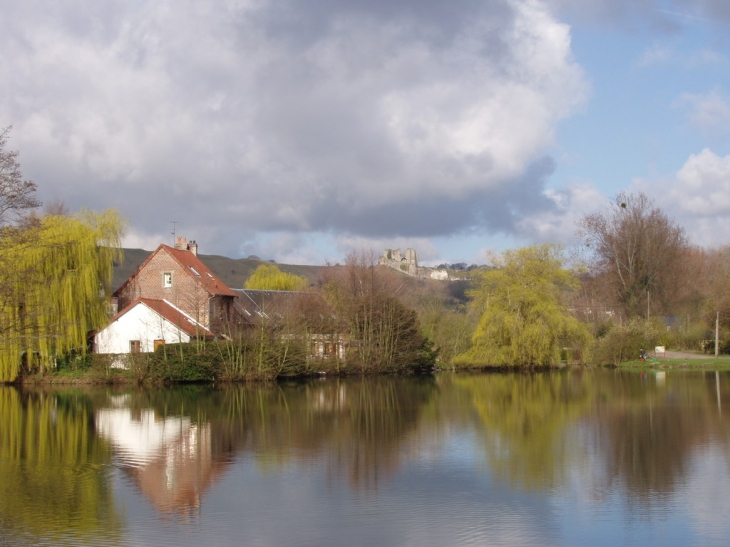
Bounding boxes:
[0,209,125,381]
[456,244,591,367]
[244,263,308,291]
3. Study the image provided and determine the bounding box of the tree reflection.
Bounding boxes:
[592,371,729,508]
[0,387,122,543]
[449,370,730,505]
[452,371,593,489]
[216,377,436,490]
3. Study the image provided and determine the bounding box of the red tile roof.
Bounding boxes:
[161,245,237,297]
[111,298,214,339]
[114,244,237,298]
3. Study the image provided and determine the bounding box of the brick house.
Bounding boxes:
[113,238,237,336]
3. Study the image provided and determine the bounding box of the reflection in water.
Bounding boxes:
[2,370,730,547]
[95,394,227,518]
[0,387,122,546]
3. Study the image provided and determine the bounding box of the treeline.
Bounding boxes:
[419,191,730,367]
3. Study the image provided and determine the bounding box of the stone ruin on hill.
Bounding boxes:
[378,248,451,280]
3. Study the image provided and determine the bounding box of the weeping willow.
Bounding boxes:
[456,244,591,367]
[0,387,123,541]
[0,209,124,382]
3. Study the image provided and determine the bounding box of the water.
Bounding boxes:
[1,370,729,546]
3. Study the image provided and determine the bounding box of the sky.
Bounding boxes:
[2,0,730,266]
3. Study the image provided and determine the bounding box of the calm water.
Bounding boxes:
[1,370,730,547]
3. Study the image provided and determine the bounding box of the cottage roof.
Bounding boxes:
[114,244,236,298]
[108,298,214,339]
[232,289,342,328]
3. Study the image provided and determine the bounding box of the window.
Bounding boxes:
[130,340,141,353]
[154,339,165,351]
[163,272,172,287]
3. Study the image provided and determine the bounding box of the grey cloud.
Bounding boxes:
[548,0,730,27]
[3,0,584,258]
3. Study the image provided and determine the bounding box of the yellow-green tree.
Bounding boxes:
[244,263,308,291]
[0,210,125,382]
[456,244,591,367]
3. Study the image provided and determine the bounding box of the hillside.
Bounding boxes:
[112,248,330,292]
[112,248,471,309]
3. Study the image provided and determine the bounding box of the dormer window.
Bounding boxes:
[163,272,173,288]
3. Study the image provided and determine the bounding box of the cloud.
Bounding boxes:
[636,43,674,67]
[546,0,730,28]
[673,89,730,136]
[1,0,587,261]
[635,149,730,247]
[515,182,608,245]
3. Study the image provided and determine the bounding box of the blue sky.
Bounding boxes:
[2,0,729,265]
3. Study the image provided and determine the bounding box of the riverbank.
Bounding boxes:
[618,351,730,371]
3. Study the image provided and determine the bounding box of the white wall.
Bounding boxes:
[95,303,192,354]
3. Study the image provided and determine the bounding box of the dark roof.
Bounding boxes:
[232,289,342,328]
[114,244,237,298]
[109,298,214,339]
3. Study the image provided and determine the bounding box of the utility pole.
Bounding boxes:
[171,221,177,246]
[716,311,720,358]
[647,290,650,320]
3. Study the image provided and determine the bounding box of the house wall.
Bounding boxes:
[95,304,192,354]
[116,250,211,328]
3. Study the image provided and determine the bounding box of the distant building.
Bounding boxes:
[378,248,419,276]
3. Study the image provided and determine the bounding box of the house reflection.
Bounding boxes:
[95,395,229,517]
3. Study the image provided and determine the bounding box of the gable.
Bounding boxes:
[114,244,236,299]
[103,298,213,339]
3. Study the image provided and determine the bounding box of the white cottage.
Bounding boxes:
[94,298,214,354]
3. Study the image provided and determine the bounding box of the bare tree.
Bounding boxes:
[0,127,40,225]
[577,192,689,319]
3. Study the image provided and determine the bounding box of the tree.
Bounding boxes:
[0,127,40,226]
[244,263,308,291]
[323,250,434,373]
[456,244,591,367]
[0,209,125,382]
[577,192,689,319]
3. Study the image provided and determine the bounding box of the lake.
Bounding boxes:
[1,369,729,546]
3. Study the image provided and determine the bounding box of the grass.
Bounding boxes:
[619,356,730,371]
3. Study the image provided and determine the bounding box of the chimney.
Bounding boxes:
[174,236,198,255]
[175,236,188,251]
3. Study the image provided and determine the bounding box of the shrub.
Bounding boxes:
[590,318,664,365]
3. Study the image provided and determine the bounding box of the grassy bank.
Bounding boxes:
[618,356,730,371]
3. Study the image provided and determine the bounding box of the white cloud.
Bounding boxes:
[516,183,608,244]
[635,148,730,247]
[1,0,587,261]
[636,43,673,67]
[674,89,730,136]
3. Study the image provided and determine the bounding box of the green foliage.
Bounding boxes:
[455,244,591,367]
[590,318,664,365]
[0,210,125,382]
[244,263,308,291]
[415,295,475,366]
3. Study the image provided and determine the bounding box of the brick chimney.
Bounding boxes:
[174,236,198,255]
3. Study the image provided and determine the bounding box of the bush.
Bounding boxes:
[590,318,664,365]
